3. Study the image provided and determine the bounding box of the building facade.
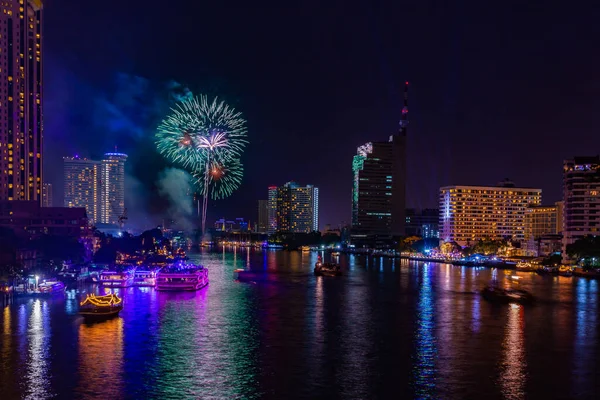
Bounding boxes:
[563,157,600,261]
[42,182,52,207]
[351,136,407,240]
[271,182,319,233]
[267,186,277,235]
[64,157,100,223]
[99,153,127,225]
[440,184,541,246]
[257,199,268,233]
[405,208,439,238]
[524,204,559,256]
[0,0,43,203]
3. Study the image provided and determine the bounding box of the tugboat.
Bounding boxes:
[79,293,123,321]
[314,256,342,277]
[481,285,534,305]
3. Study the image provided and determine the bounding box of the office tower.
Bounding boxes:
[351,83,407,243]
[257,199,268,233]
[267,186,277,234]
[273,181,319,233]
[64,156,100,223]
[0,0,43,203]
[439,183,541,246]
[563,157,600,261]
[524,204,560,256]
[99,152,127,225]
[42,182,52,207]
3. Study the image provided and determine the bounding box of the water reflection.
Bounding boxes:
[412,263,437,398]
[573,279,597,397]
[76,317,124,397]
[25,300,53,399]
[499,304,526,399]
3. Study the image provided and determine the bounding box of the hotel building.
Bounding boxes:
[524,204,561,256]
[0,0,44,203]
[439,183,541,246]
[64,157,100,223]
[257,199,268,233]
[562,156,600,261]
[267,186,277,234]
[271,182,319,233]
[99,152,127,225]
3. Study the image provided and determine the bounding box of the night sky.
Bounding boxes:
[43,0,600,230]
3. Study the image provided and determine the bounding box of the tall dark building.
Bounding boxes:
[351,82,408,246]
[0,1,44,203]
[257,199,268,233]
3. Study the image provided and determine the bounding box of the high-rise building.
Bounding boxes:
[272,182,319,233]
[563,156,600,261]
[267,186,277,234]
[257,199,268,233]
[351,83,408,245]
[524,204,560,256]
[0,1,44,203]
[439,183,541,246]
[64,156,100,223]
[42,182,52,207]
[99,152,127,225]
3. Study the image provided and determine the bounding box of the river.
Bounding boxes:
[1,249,598,399]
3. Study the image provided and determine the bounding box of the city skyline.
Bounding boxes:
[38,0,599,229]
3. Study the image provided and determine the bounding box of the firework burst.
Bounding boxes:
[193,158,243,200]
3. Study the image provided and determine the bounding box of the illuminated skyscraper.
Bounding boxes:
[42,182,52,207]
[0,0,44,203]
[272,182,319,233]
[351,82,408,245]
[63,156,100,223]
[99,152,127,225]
[562,156,600,261]
[267,186,277,234]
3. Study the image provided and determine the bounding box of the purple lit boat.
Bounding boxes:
[100,268,135,288]
[155,265,209,291]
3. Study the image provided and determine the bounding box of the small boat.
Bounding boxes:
[38,280,66,295]
[481,286,534,305]
[558,266,573,277]
[79,293,123,321]
[233,269,265,282]
[314,262,342,277]
[155,265,209,291]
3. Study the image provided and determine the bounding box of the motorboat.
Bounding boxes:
[155,265,209,291]
[99,268,135,288]
[481,286,534,305]
[79,293,123,321]
[37,280,66,295]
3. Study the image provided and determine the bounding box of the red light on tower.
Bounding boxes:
[405,81,409,85]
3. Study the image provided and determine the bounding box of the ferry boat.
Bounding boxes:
[133,268,158,287]
[155,265,209,291]
[99,268,135,288]
[79,293,123,321]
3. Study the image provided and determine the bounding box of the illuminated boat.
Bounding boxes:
[155,265,209,291]
[79,294,123,321]
[481,286,533,305]
[37,280,66,295]
[516,261,538,272]
[558,265,573,277]
[99,268,135,288]
[133,268,158,287]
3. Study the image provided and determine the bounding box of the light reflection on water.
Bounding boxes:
[0,252,600,398]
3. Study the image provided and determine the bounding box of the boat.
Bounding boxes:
[573,268,600,278]
[516,261,538,272]
[133,268,158,287]
[314,255,342,277]
[481,286,534,305]
[233,269,265,282]
[37,280,66,295]
[99,268,135,288]
[155,265,209,291]
[558,265,573,277]
[79,293,123,321]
